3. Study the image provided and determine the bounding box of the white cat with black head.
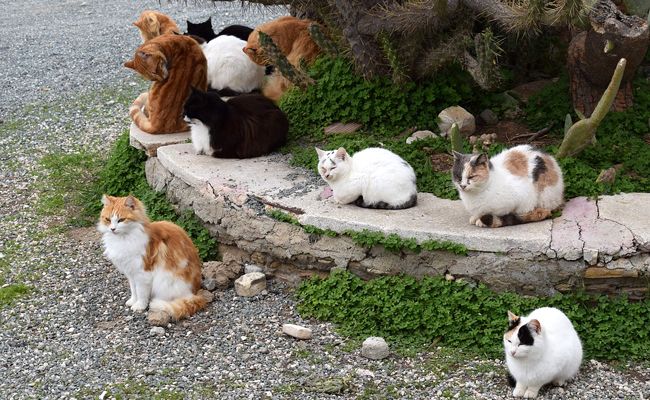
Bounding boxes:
[504,307,582,398]
[315,147,417,209]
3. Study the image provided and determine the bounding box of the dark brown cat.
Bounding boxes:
[124,35,207,134]
[133,10,180,43]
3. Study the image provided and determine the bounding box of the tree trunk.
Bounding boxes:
[567,0,649,116]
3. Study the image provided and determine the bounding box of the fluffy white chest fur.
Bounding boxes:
[101,225,148,276]
[202,35,265,93]
[188,119,213,155]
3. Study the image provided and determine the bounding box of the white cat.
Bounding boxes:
[452,144,564,228]
[202,35,265,93]
[315,147,417,209]
[504,307,582,398]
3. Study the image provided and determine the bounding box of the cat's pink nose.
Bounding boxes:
[510,350,516,356]
[460,184,467,190]
[110,227,116,232]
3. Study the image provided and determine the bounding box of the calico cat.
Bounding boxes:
[124,34,207,134]
[315,147,418,209]
[504,307,582,398]
[98,195,207,323]
[452,144,564,228]
[202,34,265,94]
[243,16,321,68]
[183,87,288,158]
[133,10,180,43]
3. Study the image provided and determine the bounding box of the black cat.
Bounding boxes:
[186,17,253,42]
[183,88,288,159]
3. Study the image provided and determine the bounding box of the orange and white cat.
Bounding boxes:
[124,34,207,134]
[98,195,207,322]
[133,10,180,43]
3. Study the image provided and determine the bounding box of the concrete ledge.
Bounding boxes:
[141,141,649,298]
[129,122,190,157]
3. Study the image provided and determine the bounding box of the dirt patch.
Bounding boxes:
[475,120,556,148]
[68,226,101,243]
[430,152,454,172]
[510,79,555,103]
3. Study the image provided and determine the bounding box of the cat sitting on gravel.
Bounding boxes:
[124,34,207,134]
[452,144,564,228]
[183,87,288,158]
[133,10,180,43]
[98,195,208,325]
[504,307,582,398]
[316,147,418,209]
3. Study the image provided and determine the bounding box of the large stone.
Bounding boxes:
[234,272,267,297]
[406,130,438,144]
[479,109,498,125]
[282,323,312,340]
[437,106,475,137]
[202,261,243,289]
[361,337,389,360]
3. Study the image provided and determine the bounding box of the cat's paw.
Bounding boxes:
[131,301,148,312]
[475,218,487,228]
[469,215,478,225]
[523,388,539,398]
[125,297,136,307]
[512,386,526,397]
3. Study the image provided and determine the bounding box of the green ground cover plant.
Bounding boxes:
[280,56,650,200]
[39,132,218,261]
[296,270,650,361]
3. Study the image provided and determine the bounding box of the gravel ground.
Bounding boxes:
[1,1,649,399]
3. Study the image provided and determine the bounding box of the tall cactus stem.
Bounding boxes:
[556,58,626,159]
[450,122,463,153]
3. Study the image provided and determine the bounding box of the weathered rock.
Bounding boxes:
[244,263,264,274]
[282,323,312,340]
[202,260,243,290]
[234,272,267,297]
[355,368,375,378]
[147,310,171,327]
[406,130,438,144]
[149,326,165,335]
[479,109,498,125]
[202,278,217,291]
[361,337,389,360]
[437,106,475,137]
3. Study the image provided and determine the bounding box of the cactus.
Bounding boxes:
[257,31,314,89]
[308,23,339,56]
[449,122,463,153]
[556,58,626,159]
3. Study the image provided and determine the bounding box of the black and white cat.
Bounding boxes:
[504,307,582,398]
[183,87,288,158]
[315,147,417,209]
[186,17,253,42]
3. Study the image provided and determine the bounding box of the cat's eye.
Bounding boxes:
[104,218,110,223]
[118,218,125,223]
[467,175,476,180]
[507,339,512,343]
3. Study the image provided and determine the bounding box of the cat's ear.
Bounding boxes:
[124,195,138,210]
[315,147,326,159]
[452,150,464,160]
[335,147,348,160]
[507,310,519,321]
[101,194,113,206]
[527,319,541,334]
[470,153,488,167]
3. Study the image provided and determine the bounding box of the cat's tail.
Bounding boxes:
[479,208,551,228]
[354,194,417,210]
[149,293,208,321]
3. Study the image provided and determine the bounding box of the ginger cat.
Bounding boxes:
[133,10,180,43]
[98,195,208,324]
[124,34,207,134]
[243,16,321,102]
[244,16,320,68]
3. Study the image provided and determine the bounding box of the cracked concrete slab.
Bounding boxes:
[599,193,650,252]
[156,144,553,254]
